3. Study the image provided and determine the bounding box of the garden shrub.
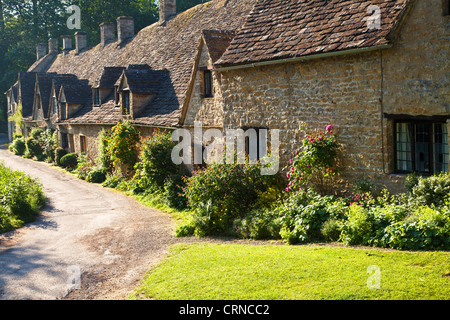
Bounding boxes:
[183,162,272,235]
[232,208,282,240]
[60,153,78,170]
[39,129,58,162]
[273,190,346,244]
[163,173,189,210]
[9,137,26,156]
[29,128,44,140]
[0,161,45,233]
[385,203,450,250]
[135,130,178,190]
[25,137,43,158]
[87,168,107,184]
[54,147,67,166]
[102,173,123,189]
[97,129,113,172]
[73,153,95,180]
[410,172,450,207]
[320,218,342,242]
[107,120,140,174]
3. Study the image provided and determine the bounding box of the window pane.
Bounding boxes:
[433,123,449,173]
[396,123,412,171]
[415,123,431,173]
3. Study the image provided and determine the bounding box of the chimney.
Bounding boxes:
[49,38,58,54]
[36,43,47,61]
[116,16,134,43]
[100,22,116,46]
[159,0,177,24]
[75,31,87,54]
[61,35,72,55]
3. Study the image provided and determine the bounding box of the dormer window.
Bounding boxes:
[93,88,101,106]
[122,90,130,115]
[60,101,67,120]
[52,95,58,114]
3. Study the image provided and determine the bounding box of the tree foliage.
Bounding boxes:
[0,0,208,132]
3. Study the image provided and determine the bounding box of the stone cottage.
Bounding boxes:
[213,0,449,192]
[4,0,450,193]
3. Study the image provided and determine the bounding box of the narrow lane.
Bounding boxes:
[0,134,178,299]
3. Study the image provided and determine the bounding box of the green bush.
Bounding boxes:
[25,137,43,158]
[0,161,45,233]
[184,162,272,235]
[410,172,450,207]
[102,173,123,189]
[135,131,177,190]
[9,137,26,156]
[232,209,282,240]
[271,190,347,244]
[385,204,450,250]
[29,128,44,140]
[54,147,67,166]
[163,173,189,210]
[320,219,342,242]
[39,129,58,162]
[73,153,94,180]
[60,153,78,170]
[87,168,107,184]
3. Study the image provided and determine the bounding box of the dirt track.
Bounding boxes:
[0,134,195,300]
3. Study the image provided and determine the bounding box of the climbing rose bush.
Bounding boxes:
[286,124,339,194]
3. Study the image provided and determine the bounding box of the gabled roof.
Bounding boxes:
[60,79,91,105]
[216,0,410,67]
[46,0,258,126]
[18,72,38,120]
[117,65,170,94]
[94,67,126,89]
[202,30,236,63]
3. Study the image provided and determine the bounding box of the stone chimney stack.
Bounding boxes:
[116,16,134,43]
[159,0,177,24]
[36,43,47,61]
[61,35,73,56]
[100,22,116,46]
[49,38,58,54]
[75,31,87,54]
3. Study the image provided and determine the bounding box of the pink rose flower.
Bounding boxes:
[287,172,291,179]
[326,125,332,132]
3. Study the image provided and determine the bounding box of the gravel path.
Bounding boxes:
[0,134,203,300]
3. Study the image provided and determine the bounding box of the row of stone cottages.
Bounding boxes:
[5,0,449,193]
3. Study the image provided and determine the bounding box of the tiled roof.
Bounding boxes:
[216,0,410,67]
[18,72,38,120]
[118,65,170,94]
[94,67,126,88]
[46,0,257,127]
[202,30,236,63]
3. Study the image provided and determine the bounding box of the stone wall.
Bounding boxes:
[184,42,224,128]
[219,0,449,193]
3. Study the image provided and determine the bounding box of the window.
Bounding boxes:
[200,69,213,98]
[395,121,449,174]
[123,91,130,115]
[60,102,67,120]
[243,127,268,162]
[93,88,101,106]
[52,95,58,114]
[61,133,69,150]
[80,135,87,154]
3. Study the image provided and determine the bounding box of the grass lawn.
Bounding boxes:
[130,243,450,300]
